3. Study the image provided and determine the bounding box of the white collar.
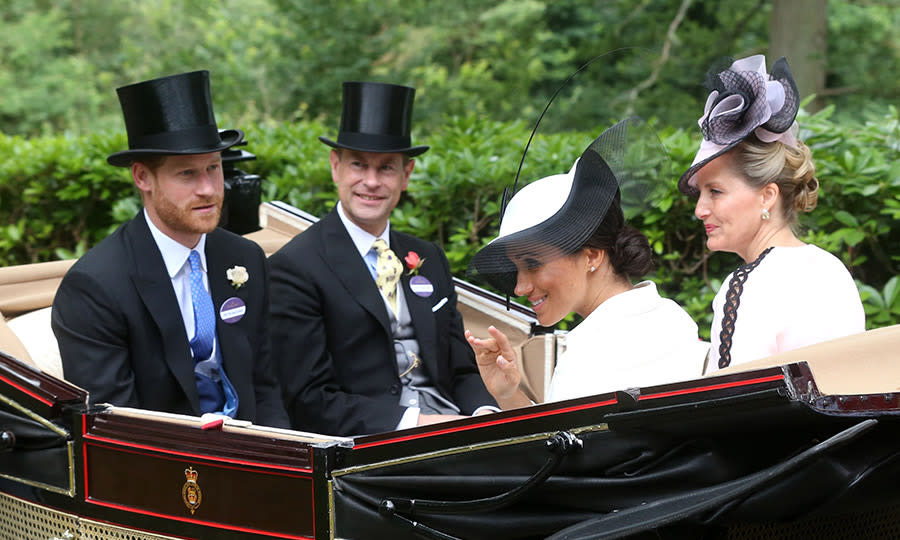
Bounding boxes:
[574,280,660,332]
[336,201,391,259]
[143,208,207,278]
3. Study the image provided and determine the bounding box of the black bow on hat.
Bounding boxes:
[107,70,243,167]
[319,81,429,157]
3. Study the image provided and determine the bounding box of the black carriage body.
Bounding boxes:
[2,349,899,540]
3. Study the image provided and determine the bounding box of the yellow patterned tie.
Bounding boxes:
[373,238,402,314]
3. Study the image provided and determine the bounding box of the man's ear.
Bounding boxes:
[401,157,415,191]
[329,149,341,184]
[132,162,153,196]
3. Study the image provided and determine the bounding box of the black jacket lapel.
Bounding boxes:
[125,213,201,413]
[321,210,391,335]
[205,230,252,382]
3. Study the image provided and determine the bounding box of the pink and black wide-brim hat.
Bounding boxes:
[107,70,243,167]
[678,55,800,198]
[319,81,429,157]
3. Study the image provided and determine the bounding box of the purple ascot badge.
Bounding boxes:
[219,297,246,324]
[409,275,434,298]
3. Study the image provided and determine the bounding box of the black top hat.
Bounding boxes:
[107,70,243,167]
[319,81,429,157]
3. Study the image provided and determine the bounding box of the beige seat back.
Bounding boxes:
[517,334,561,403]
[6,307,62,379]
[243,201,315,256]
[715,325,900,396]
[0,259,74,318]
[0,259,72,374]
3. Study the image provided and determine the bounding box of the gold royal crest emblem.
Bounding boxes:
[182,467,202,514]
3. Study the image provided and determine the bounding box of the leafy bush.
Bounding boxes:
[858,276,900,328]
[0,131,132,264]
[2,106,898,334]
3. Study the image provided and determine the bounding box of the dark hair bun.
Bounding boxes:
[609,226,654,278]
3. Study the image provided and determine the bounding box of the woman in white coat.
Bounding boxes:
[678,55,865,373]
[466,119,708,409]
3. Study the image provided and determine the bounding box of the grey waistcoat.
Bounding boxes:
[389,288,460,415]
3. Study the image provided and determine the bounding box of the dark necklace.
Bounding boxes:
[717,246,775,369]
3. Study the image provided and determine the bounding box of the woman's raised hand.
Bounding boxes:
[465,325,529,409]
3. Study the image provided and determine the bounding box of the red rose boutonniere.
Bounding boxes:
[405,251,425,276]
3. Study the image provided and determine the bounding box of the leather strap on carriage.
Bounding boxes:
[379,431,583,518]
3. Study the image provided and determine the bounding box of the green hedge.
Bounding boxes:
[2,107,898,335]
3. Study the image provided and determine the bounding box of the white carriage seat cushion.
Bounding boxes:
[6,307,63,379]
[0,312,33,365]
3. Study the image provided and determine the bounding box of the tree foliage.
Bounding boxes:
[2,0,898,137]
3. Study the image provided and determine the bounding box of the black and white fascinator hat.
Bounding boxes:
[467,117,660,296]
[678,54,800,197]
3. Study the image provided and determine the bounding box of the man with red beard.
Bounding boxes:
[52,71,288,427]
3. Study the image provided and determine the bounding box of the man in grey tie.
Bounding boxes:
[269,81,497,436]
[51,71,288,428]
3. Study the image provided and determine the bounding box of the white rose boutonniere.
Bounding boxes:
[226,266,249,289]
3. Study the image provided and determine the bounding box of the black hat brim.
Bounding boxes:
[319,135,429,158]
[107,129,244,167]
[468,148,619,296]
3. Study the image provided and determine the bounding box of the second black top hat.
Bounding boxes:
[107,70,243,167]
[319,81,429,157]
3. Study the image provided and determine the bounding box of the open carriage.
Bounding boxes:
[1,201,898,540]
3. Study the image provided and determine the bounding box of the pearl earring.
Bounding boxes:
[761,208,770,221]
[590,266,596,273]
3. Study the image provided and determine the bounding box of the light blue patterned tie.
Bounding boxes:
[188,250,215,360]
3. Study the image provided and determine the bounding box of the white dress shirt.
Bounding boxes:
[336,203,407,308]
[144,209,217,360]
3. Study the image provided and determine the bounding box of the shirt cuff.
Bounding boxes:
[472,405,501,416]
[396,406,421,430]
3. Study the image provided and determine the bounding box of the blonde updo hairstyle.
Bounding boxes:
[729,134,819,225]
